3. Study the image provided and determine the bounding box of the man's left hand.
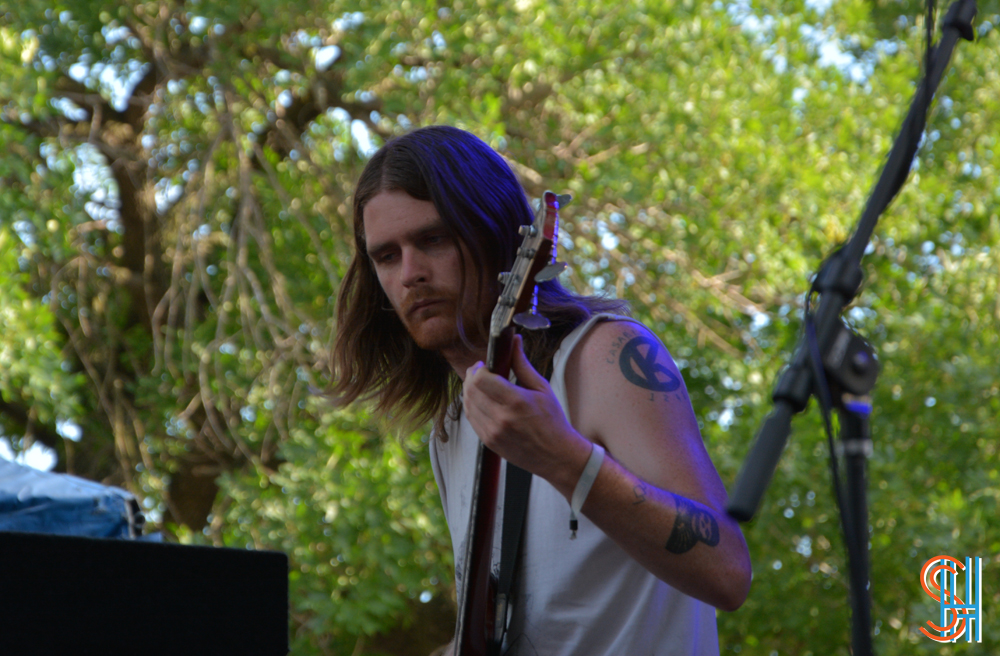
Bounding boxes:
[462,334,592,492]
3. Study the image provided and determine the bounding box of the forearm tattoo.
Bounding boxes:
[632,483,647,505]
[665,494,720,554]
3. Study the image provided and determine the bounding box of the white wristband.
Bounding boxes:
[569,443,605,539]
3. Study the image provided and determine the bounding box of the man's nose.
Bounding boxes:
[400,248,429,286]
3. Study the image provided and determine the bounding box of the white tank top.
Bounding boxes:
[430,314,720,655]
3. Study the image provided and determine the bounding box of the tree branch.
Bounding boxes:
[0,394,63,451]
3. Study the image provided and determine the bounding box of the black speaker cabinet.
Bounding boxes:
[0,531,288,655]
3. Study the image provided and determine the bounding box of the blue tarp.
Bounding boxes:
[0,458,143,539]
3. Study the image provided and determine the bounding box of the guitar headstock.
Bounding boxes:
[489,191,570,349]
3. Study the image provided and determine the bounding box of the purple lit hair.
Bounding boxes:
[330,126,627,435]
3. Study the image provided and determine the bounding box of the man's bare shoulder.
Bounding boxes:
[563,319,722,508]
[563,319,691,440]
[567,319,684,392]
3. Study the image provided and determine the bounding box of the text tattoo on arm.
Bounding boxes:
[665,494,720,554]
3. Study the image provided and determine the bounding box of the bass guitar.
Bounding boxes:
[453,191,570,656]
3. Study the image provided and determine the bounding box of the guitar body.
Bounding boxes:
[453,194,567,656]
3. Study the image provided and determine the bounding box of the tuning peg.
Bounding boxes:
[534,261,567,283]
[557,194,572,207]
[513,312,551,330]
[518,224,538,237]
[512,287,551,330]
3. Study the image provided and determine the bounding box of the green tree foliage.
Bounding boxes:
[1,0,999,653]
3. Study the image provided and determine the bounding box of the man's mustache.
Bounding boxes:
[402,292,452,316]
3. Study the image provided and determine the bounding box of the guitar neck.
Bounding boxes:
[454,190,566,655]
[454,443,502,656]
[454,326,516,656]
[486,326,516,378]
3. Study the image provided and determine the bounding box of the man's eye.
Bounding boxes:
[425,235,445,246]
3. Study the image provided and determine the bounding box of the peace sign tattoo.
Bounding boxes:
[665,494,721,554]
[618,335,681,393]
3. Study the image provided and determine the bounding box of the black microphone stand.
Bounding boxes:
[726,2,977,655]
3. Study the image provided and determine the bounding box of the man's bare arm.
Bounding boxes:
[463,325,752,611]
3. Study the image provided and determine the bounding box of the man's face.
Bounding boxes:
[363,190,488,354]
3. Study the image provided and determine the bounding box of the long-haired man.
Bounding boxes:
[332,125,751,655]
